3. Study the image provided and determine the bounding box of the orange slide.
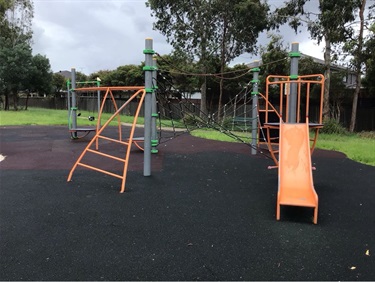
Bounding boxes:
[276,120,319,224]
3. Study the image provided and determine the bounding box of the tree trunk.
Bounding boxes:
[25,92,30,110]
[4,91,10,110]
[218,77,224,122]
[199,34,208,118]
[349,0,366,132]
[200,76,208,118]
[323,37,331,121]
[217,18,227,122]
[12,90,18,110]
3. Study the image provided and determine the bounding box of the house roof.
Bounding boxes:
[56,70,71,79]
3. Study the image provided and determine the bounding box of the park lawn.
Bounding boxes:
[316,133,375,166]
[0,107,140,126]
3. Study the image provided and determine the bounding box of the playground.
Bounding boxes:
[0,125,374,280]
[1,38,374,280]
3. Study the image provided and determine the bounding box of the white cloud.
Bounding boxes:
[32,0,325,75]
[32,0,172,74]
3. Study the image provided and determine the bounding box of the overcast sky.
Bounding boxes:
[32,0,324,75]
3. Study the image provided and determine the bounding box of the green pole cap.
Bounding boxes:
[289,75,299,80]
[250,67,260,72]
[143,49,155,54]
[289,52,301,58]
[151,139,158,146]
[143,66,158,71]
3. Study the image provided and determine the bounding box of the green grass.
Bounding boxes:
[190,128,251,143]
[190,128,375,167]
[0,107,140,126]
[316,133,375,166]
[1,107,374,166]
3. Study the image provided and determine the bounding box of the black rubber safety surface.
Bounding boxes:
[0,126,374,281]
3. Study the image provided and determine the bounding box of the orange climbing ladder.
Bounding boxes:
[276,118,318,224]
[67,86,146,193]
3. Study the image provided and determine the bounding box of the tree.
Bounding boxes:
[259,34,289,86]
[0,0,34,110]
[105,65,144,86]
[211,63,253,107]
[156,53,200,96]
[0,38,34,110]
[329,71,351,122]
[211,0,269,120]
[74,72,88,83]
[342,0,371,132]
[52,73,67,95]
[273,0,359,121]
[147,0,218,117]
[0,0,33,46]
[363,23,375,97]
[147,0,270,119]
[29,54,53,96]
[88,70,113,86]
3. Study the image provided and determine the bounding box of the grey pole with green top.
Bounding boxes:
[289,42,300,123]
[71,68,78,138]
[96,78,101,127]
[151,57,159,154]
[251,61,260,155]
[143,38,154,176]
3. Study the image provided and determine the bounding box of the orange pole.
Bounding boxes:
[120,89,146,193]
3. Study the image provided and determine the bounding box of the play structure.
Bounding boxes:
[256,43,323,224]
[67,85,146,193]
[67,38,158,193]
[67,40,323,223]
[258,73,324,167]
[67,74,101,139]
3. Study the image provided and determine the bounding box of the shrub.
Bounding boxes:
[182,113,207,127]
[320,119,348,135]
[358,131,375,139]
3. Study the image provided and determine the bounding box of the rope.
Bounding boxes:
[154,72,274,160]
[155,52,289,79]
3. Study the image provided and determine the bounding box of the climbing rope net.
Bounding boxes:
[153,64,273,160]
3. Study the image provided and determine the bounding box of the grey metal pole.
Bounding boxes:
[143,38,154,176]
[151,57,158,154]
[96,79,101,127]
[71,68,78,138]
[288,42,300,123]
[251,61,260,155]
[67,80,71,128]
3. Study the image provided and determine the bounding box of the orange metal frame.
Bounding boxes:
[258,74,324,167]
[67,86,146,193]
